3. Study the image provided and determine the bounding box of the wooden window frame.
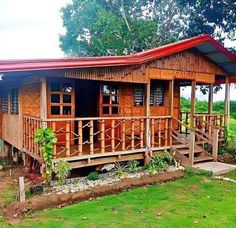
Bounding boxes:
[47,79,75,118]
[133,85,145,107]
[10,88,19,114]
[100,84,120,116]
[1,93,9,113]
[150,85,165,107]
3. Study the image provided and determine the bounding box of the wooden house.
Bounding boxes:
[0,35,235,171]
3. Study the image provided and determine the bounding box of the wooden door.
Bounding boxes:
[99,84,120,143]
[47,79,75,145]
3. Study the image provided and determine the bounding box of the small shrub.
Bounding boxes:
[114,163,128,178]
[127,160,139,173]
[0,159,10,169]
[54,160,71,185]
[145,163,158,175]
[87,171,100,181]
[185,167,212,177]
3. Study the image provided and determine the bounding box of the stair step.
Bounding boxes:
[172,144,189,149]
[194,156,214,163]
[178,148,204,155]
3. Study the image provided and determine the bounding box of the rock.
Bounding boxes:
[101,164,115,172]
[0,165,3,171]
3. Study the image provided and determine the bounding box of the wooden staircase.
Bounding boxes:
[170,118,217,167]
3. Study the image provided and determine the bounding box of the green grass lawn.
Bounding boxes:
[230,118,236,136]
[224,169,236,180]
[2,173,236,228]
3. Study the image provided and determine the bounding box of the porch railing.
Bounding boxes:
[23,116,172,160]
[179,112,225,142]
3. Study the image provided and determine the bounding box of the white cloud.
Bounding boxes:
[181,84,236,101]
[0,0,71,59]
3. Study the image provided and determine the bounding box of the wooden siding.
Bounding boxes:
[147,49,226,76]
[21,82,40,118]
[119,83,180,119]
[65,65,148,84]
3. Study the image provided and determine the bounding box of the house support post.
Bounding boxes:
[189,80,196,166]
[40,77,47,128]
[145,82,151,163]
[208,84,213,114]
[224,77,230,132]
[169,80,174,146]
[212,128,219,161]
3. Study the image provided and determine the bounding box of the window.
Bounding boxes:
[1,95,8,113]
[101,85,119,115]
[134,86,144,106]
[150,85,164,106]
[48,81,74,117]
[10,88,19,114]
[133,84,165,107]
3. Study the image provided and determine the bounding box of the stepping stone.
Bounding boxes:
[193,162,236,175]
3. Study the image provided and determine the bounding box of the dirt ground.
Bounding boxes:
[4,170,184,219]
[218,153,236,164]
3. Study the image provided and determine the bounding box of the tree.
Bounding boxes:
[60,0,236,57]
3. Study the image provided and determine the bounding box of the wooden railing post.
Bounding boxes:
[121,119,126,151]
[65,121,70,157]
[78,120,83,156]
[189,129,195,166]
[212,128,219,161]
[89,120,94,154]
[111,119,115,152]
[52,121,57,158]
[100,120,105,153]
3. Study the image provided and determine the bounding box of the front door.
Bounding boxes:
[99,84,120,143]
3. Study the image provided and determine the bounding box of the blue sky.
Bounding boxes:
[0,0,235,101]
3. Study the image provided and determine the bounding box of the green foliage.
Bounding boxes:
[87,171,100,181]
[224,128,236,155]
[145,153,172,175]
[181,97,236,121]
[184,167,212,177]
[34,128,57,184]
[114,163,128,178]
[127,160,139,173]
[54,160,71,185]
[0,159,10,169]
[60,0,235,57]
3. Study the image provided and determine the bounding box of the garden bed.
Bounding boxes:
[4,169,185,219]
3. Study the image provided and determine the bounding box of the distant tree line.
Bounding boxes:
[181,97,236,119]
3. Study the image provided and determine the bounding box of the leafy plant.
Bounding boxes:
[87,171,100,181]
[145,163,158,175]
[127,160,139,173]
[224,128,236,155]
[54,160,71,185]
[34,128,57,184]
[114,163,128,178]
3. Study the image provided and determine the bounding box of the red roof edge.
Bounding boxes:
[0,34,235,72]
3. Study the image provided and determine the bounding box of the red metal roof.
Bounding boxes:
[0,34,236,73]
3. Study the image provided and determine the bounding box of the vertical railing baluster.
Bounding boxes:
[151,118,155,147]
[122,119,126,151]
[90,120,94,154]
[140,118,144,148]
[131,118,135,150]
[78,120,83,156]
[164,118,168,146]
[52,121,57,158]
[111,119,115,152]
[65,121,70,157]
[101,119,105,153]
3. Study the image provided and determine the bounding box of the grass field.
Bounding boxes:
[230,118,236,136]
[2,172,236,228]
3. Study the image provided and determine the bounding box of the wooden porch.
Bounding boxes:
[23,113,225,168]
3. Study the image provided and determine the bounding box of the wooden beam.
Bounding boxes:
[224,77,230,130]
[169,80,174,116]
[145,82,151,161]
[40,77,47,127]
[208,84,213,114]
[189,80,196,166]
